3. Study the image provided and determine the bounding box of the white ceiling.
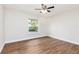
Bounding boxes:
[5,4,79,17]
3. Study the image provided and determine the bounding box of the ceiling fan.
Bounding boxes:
[35,4,54,14]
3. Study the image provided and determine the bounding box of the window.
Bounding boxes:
[28,18,38,32]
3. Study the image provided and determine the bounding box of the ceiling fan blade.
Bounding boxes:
[35,8,42,10]
[47,10,51,12]
[47,6,54,9]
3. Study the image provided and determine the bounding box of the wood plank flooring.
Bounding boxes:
[1,36,79,54]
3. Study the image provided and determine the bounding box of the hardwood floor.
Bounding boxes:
[2,36,79,54]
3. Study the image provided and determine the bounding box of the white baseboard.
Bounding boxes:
[49,35,79,45]
[5,35,79,47]
[0,43,5,53]
[5,35,46,44]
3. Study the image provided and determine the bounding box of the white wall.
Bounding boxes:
[5,8,48,43]
[0,5,5,52]
[49,9,79,44]
[5,5,79,45]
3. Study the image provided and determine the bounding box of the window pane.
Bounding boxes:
[28,19,38,32]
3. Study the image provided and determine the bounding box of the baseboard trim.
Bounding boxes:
[49,35,79,45]
[5,35,47,44]
[0,43,5,53]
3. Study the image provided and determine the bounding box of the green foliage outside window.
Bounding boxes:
[28,19,38,32]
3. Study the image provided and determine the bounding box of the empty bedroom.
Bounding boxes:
[0,4,79,54]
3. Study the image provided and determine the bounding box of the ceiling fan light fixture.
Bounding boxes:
[40,10,48,14]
